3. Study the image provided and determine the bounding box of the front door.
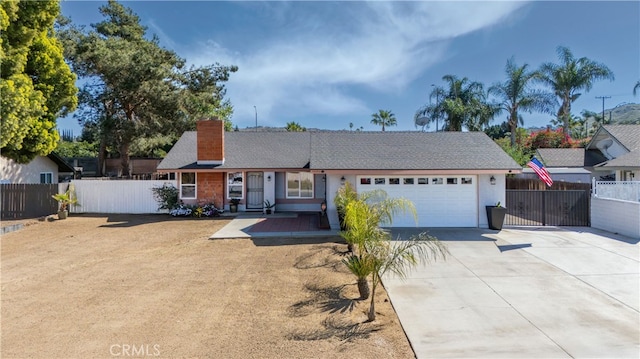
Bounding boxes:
[246,172,264,210]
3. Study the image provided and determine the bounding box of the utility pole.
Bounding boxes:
[254,105,257,132]
[431,84,439,132]
[595,96,610,124]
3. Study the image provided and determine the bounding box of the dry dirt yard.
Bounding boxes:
[1,214,414,358]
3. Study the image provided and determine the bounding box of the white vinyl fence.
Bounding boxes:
[69,180,177,214]
[591,180,640,239]
[592,180,640,202]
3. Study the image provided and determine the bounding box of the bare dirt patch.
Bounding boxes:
[1,214,414,358]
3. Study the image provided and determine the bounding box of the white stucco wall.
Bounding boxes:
[477,174,506,228]
[263,171,276,211]
[326,174,355,229]
[0,156,58,184]
[591,197,640,239]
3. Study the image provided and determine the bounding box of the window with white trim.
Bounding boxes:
[40,172,53,184]
[227,172,244,199]
[181,172,196,198]
[286,172,314,198]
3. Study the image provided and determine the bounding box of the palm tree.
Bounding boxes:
[370,109,397,131]
[634,80,640,96]
[342,253,375,300]
[285,121,306,132]
[340,188,414,299]
[338,188,447,320]
[538,46,614,135]
[366,232,448,321]
[489,57,555,147]
[415,75,497,132]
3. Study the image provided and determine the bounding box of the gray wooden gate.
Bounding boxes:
[505,190,590,226]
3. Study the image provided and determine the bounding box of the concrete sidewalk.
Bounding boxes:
[384,227,640,358]
[210,212,338,239]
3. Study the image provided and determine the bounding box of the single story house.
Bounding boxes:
[157,119,521,229]
[0,153,75,184]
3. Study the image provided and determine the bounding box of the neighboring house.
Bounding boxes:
[518,124,640,183]
[587,124,640,181]
[0,153,75,184]
[158,119,520,229]
[523,148,607,183]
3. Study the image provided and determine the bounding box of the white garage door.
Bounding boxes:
[356,175,477,227]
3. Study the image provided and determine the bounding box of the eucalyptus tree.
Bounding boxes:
[1,0,77,163]
[370,109,397,131]
[415,75,497,132]
[61,0,237,176]
[489,57,555,147]
[538,46,614,136]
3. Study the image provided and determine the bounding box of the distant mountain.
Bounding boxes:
[605,103,640,124]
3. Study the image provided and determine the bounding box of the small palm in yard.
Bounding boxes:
[365,232,448,321]
[337,187,448,320]
[342,254,375,300]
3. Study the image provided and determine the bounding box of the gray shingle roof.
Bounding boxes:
[158,131,520,171]
[536,148,606,167]
[601,125,640,151]
[595,150,640,168]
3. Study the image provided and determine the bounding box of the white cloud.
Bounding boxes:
[183,2,527,127]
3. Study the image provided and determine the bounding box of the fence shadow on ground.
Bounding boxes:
[497,243,533,252]
[388,227,498,242]
[251,236,344,247]
[71,213,227,228]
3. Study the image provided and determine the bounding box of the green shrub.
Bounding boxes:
[152,184,179,210]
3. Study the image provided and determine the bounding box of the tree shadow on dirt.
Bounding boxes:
[288,281,381,342]
[293,244,348,272]
[289,282,357,317]
[287,316,383,342]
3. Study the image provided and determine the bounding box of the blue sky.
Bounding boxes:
[58,1,639,134]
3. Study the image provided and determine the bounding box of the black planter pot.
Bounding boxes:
[486,206,507,230]
[229,204,238,213]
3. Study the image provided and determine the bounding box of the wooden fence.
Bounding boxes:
[507,178,591,191]
[1,184,59,220]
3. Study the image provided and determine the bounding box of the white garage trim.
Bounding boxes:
[356,175,478,227]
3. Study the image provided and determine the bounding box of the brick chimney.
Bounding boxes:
[197,119,225,165]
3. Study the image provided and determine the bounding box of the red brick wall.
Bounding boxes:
[196,120,224,163]
[197,172,224,208]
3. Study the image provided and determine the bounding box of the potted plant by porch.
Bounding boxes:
[229,198,240,213]
[52,190,79,220]
[486,201,507,230]
[263,199,275,214]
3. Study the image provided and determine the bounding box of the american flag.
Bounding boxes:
[527,157,553,187]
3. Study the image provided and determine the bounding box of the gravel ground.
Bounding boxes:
[1,214,414,358]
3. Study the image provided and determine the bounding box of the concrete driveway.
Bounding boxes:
[384,227,640,358]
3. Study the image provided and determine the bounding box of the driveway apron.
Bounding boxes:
[383,227,640,358]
